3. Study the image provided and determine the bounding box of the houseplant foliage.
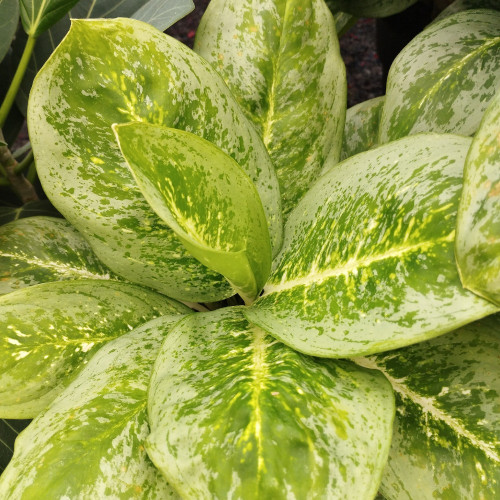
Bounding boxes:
[0,1,499,499]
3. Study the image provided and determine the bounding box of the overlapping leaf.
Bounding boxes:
[115,123,271,303]
[20,0,79,36]
[356,315,500,500]
[0,315,185,498]
[246,134,499,358]
[379,10,500,143]
[0,0,18,63]
[194,0,346,217]
[433,0,500,23]
[0,280,189,418]
[146,308,394,499]
[325,0,417,17]
[456,91,500,305]
[0,200,60,226]
[29,18,282,302]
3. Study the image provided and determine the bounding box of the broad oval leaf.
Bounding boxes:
[245,134,499,358]
[146,307,395,499]
[114,123,272,303]
[29,18,282,302]
[325,0,417,17]
[0,280,190,418]
[0,315,184,498]
[194,0,346,217]
[356,314,500,500]
[20,0,79,36]
[0,0,18,63]
[379,10,500,143]
[0,216,113,295]
[456,90,500,305]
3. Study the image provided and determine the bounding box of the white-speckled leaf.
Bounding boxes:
[114,123,271,303]
[340,95,385,162]
[194,0,346,217]
[0,280,189,418]
[325,0,417,17]
[0,216,114,295]
[29,18,282,302]
[355,314,500,500]
[245,134,499,358]
[146,307,394,499]
[0,315,185,499]
[379,10,500,143]
[456,91,500,305]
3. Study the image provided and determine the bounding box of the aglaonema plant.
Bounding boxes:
[0,0,499,498]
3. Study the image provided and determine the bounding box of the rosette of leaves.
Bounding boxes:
[1,1,500,499]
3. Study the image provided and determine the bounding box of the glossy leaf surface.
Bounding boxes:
[0,280,189,418]
[325,0,417,17]
[0,216,113,295]
[379,10,500,143]
[246,134,498,358]
[456,91,500,305]
[20,0,79,36]
[356,315,500,500]
[115,123,271,303]
[147,307,394,499]
[0,0,18,63]
[29,18,282,301]
[0,315,184,498]
[194,0,346,217]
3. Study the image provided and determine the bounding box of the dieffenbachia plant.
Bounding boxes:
[0,1,499,498]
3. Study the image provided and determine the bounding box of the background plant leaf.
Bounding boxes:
[0,419,30,475]
[0,200,61,226]
[433,0,500,23]
[194,0,346,218]
[19,0,79,37]
[325,0,418,17]
[0,315,184,498]
[146,307,394,499]
[0,0,18,64]
[246,134,499,358]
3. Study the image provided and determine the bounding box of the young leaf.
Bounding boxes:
[456,91,500,305]
[29,18,282,301]
[0,216,114,295]
[114,123,271,304]
[246,134,499,358]
[0,280,190,418]
[356,314,500,500]
[325,0,417,17]
[19,0,79,37]
[0,0,18,64]
[379,10,500,143]
[0,315,184,498]
[194,0,346,217]
[146,308,395,499]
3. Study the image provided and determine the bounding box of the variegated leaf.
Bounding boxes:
[456,90,500,305]
[340,95,385,162]
[20,0,78,36]
[0,280,190,418]
[325,0,417,17]
[433,0,500,23]
[245,134,499,358]
[355,314,500,500]
[146,307,395,499]
[194,0,346,217]
[379,10,500,143]
[114,123,271,303]
[0,216,114,295]
[0,315,185,498]
[29,18,282,302]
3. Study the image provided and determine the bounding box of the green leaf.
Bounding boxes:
[0,216,114,295]
[340,95,385,162]
[133,0,194,30]
[456,91,500,306]
[0,419,30,475]
[0,200,61,226]
[379,10,500,143]
[19,0,79,36]
[0,280,190,418]
[146,307,395,499]
[356,314,500,500]
[433,1,500,24]
[325,0,417,17]
[246,134,499,358]
[29,18,282,301]
[194,0,346,217]
[114,123,272,303]
[0,315,184,498]
[0,0,18,64]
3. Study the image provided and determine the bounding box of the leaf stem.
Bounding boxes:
[0,35,37,129]
[14,150,34,174]
[13,141,31,159]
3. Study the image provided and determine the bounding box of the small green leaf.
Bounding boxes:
[194,0,346,217]
[325,0,417,17]
[146,307,395,499]
[0,315,184,498]
[0,280,190,418]
[356,314,500,500]
[456,91,500,305]
[0,0,18,64]
[379,10,500,143]
[114,123,271,303]
[19,0,79,36]
[0,216,114,295]
[246,134,499,358]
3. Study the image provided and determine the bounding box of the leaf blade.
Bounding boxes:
[0,0,18,63]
